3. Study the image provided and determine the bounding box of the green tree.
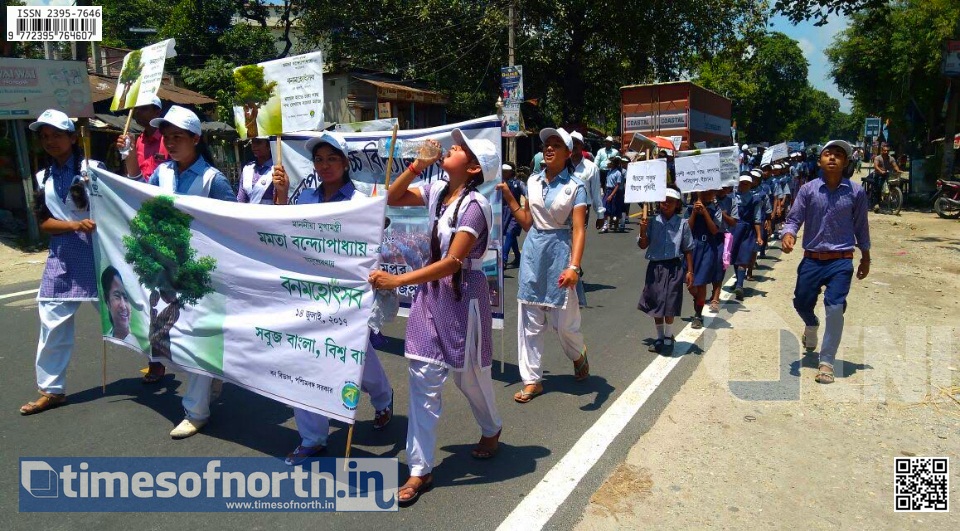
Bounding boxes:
[773,0,887,25]
[117,49,144,108]
[180,58,237,122]
[123,196,217,359]
[233,65,278,138]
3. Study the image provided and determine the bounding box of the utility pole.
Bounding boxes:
[507,0,516,165]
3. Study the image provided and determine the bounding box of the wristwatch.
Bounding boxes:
[568,265,583,277]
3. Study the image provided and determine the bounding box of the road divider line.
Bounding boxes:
[497,271,740,531]
[0,288,39,301]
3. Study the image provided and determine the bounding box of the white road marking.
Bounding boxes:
[0,288,39,301]
[497,273,739,530]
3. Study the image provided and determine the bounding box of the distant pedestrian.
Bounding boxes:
[570,131,605,230]
[594,136,619,189]
[500,162,526,268]
[601,156,623,232]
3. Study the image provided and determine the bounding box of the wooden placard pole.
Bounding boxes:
[384,123,400,189]
[122,108,135,137]
[343,424,356,470]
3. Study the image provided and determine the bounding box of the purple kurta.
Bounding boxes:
[404,182,493,370]
[782,177,871,252]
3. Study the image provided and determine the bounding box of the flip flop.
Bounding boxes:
[573,352,590,381]
[815,364,835,384]
[513,384,543,403]
[471,428,502,459]
[398,475,433,507]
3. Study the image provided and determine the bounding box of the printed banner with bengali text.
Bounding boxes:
[276,116,505,328]
[110,39,176,112]
[233,52,324,138]
[89,167,384,423]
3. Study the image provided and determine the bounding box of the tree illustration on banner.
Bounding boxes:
[122,196,217,360]
[117,49,144,109]
[234,64,277,138]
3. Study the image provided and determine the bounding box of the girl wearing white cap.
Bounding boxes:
[368,129,502,506]
[730,172,764,301]
[20,109,106,415]
[272,132,394,465]
[500,127,590,403]
[637,188,695,353]
[145,105,237,439]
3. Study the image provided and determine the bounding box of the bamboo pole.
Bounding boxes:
[384,123,400,189]
[343,424,355,470]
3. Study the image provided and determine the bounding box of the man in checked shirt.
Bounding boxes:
[781,140,871,385]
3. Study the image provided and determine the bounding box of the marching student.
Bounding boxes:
[369,129,503,506]
[237,137,275,204]
[114,95,170,384]
[782,140,870,384]
[711,185,739,311]
[501,162,527,269]
[500,127,590,403]
[570,131,605,230]
[20,109,105,415]
[594,136,619,189]
[601,156,623,232]
[685,189,723,328]
[638,188,694,352]
[272,131,394,464]
[730,172,763,301]
[145,105,237,439]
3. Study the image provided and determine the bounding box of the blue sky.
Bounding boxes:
[33,0,853,113]
[768,13,852,112]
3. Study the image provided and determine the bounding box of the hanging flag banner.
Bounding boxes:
[0,58,95,119]
[500,65,523,104]
[624,159,668,203]
[677,145,739,187]
[110,39,176,111]
[674,153,722,192]
[277,116,505,328]
[88,168,384,423]
[233,51,325,138]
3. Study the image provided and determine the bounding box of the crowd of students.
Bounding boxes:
[18,100,871,506]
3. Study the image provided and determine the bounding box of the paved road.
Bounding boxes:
[2,221,756,529]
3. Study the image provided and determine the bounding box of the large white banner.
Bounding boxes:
[677,145,739,187]
[624,160,668,203]
[674,153,722,192]
[0,58,94,119]
[110,39,176,112]
[276,116,505,328]
[233,52,325,138]
[89,168,384,423]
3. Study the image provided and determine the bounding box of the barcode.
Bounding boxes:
[6,6,102,42]
[16,18,98,34]
[894,457,950,512]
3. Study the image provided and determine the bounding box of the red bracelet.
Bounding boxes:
[408,163,421,175]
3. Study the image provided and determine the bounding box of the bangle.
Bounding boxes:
[511,205,521,213]
[407,163,422,176]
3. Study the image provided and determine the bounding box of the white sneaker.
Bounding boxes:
[170,418,208,439]
[802,326,819,352]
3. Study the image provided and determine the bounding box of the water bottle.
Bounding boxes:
[377,138,441,161]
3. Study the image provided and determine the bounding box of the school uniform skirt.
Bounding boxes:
[603,189,621,218]
[691,235,723,286]
[638,258,684,318]
[730,221,757,267]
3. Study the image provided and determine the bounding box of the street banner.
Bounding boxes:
[761,148,773,165]
[89,167,384,422]
[624,159,668,203]
[943,40,960,77]
[0,58,95,119]
[233,51,324,138]
[502,104,521,137]
[677,145,739,187]
[500,65,523,104]
[110,39,176,111]
[335,118,397,133]
[768,142,789,162]
[674,153,722,192]
[277,116,505,328]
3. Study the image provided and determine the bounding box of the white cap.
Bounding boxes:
[501,163,513,171]
[305,131,349,160]
[665,188,682,201]
[452,128,501,182]
[29,109,74,132]
[820,140,852,159]
[750,169,763,179]
[137,94,163,109]
[150,105,202,136]
[570,131,584,144]
[741,144,749,150]
[605,136,614,142]
[539,127,573,151]
[739,175,754,184]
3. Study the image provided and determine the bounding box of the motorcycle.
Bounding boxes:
[933,178,960,219]
[862,171,903,215]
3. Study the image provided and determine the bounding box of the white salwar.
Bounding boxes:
[517,290,585,385]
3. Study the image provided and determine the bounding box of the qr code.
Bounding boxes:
[894,457,949,512]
